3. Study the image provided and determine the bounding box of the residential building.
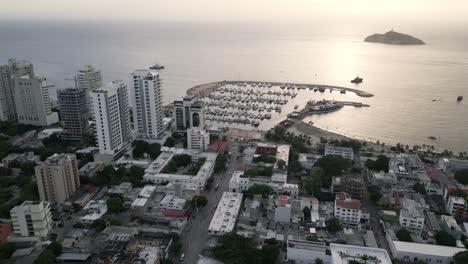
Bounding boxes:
[389,154,431,183]
[331,175,365,199]
[12,75,58,126]
[174,95,205,132]
[440,215,463,239]
[399,198,425,235]
[330,244,392,264]
[108,182,132,197]
[143,148,217,191]
[334,193,362,225]
[0,58,34,121]
[35,154,80,204]
[92,81,133,162]
[2,152,40,167]
[388,240,465,264]
[187,127,210,151]
[274,196,291,223]
[75,65,102,114]
[229,170,299,198]
[158,195,186,211]
[325,146,354,160]
[438,158,468,173]
[80,200,107,224]
[208,192,242,235]
[446,195,465,219]
[287,240,330,264]
[130,70,163,139]
[78,161,104,177]
[57,88,90,141]
[9,201,53,238]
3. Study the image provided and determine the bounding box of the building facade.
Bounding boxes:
[399,198,425,235]
[57,88,90,141]
[10,201,53,238]
[187,127,210,151]
[12,76,59,126]
[446,195,465,219]
[334,193,362,225]
[35,154,80,204]
[325,146,354,160]
[174,95,205,132]
[130,70,163,139]
[331,175,365,199]
[287,240,330,264]
[92,81,133,160]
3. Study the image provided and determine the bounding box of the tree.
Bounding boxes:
[303,206,311,222]
[0,243,15,259]
[435,231,456,246]
[455,169,468,185]
[34,249,56,264]
[454,251,468,264]
[396,228,412,242]
[306,234,319,241]
[47,241,63,256]
[128,166,145,187]
[215,153,228,173]
[365,155,390,172]
[148,143,161,159]
[314,259,324,264]
[412,183,426,195]
[368,185,383,202]
[164,137,176,147]
[169,240,182,256]
[192,195,208,208]
[303,167,323,196]
[107,196,124,213]
[91,219,107,231]
[245,184,273,198]
[325,218,343,233]
[314,155,350,188]
[109,219,123,226]
[160,258,174,264]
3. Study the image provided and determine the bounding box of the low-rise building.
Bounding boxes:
[325,146,354,160]
[208,192,242,236]
[1,152,40,167]
[287,240,330,264]
[334,193,361,225]
[158,195,186,211]
[389,240,465,264]
[438,158,468,173]
[274,196,291,223]
[187,127,210,151]
[229,170,299,198]
[78,162,104,178]
[108,182,132,197]
[331,175,365,199]
[9,201,53,238]
[330,243,392,264]
[446,195,465,219]
[399,198,425,235]
[80,200,107,224]
[440,215,463,239]
[389,154,430,184]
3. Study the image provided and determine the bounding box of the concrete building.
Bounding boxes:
[75,65,102,114]
[388,240,465,264]
[187,127,210,151]
[208,192,242,236]
[331,175,365,199]
[12,75,58,126]
[334,193,361,225]
[57,88,90,141]
[78,161,104,178]
[286,240,330,264]
[439,158,468,173]
[158,195,186,211]
[274,196,291,223]
[92,81,133,162]
[108,182,132,197]
[325,146,354,160]
[330,244,392,264]
[389,154,431,184]
[174,95,205,132]
[399,198,425,235]
[9,201,53,238]
[229,170,299,198]
[440,215,463,239]
[80,200,107,224]
[446,195,465,219]
[143,148,217,191]
[35,154,80,204]
[130,70,163,139]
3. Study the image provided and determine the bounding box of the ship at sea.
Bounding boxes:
[457,96,463,102]
[149,64,165,70]
[351,76,363,84]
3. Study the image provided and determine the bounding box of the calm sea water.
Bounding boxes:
[1,20,467,152]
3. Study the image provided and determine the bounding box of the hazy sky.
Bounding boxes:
[1,0,467,23]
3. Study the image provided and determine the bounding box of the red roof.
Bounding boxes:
[335,193,361,210]
[82,185,97,194]
[163,210,187,218]
[208,141,229,153]
[0,224,12,243]
[277,196,289,206]
[447,184,468,192]
[426,166,442,181]
[393,192,401,206]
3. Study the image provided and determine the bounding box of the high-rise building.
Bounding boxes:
[0,58,34,122]
[130,70,163,139]
[12,75,59,126]
[57,88,90,141]
[10,201,53,238]
[174,95,205,132]
[187,127,210,151]
[75,65,102,91]
[92,81,133,160]
[35,154,80,205]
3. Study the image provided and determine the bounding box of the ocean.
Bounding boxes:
[1,20,467,153]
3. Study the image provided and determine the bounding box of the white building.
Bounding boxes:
[287,240,330,264]
[130,70,163,139]
[229,170,299,199]
[35,153,80,205]
[9,201,53,238]
[325,146,354,160]
[75,65,102,115]
[438,157,468,173]
[399,198,425,235]
[143,148,217,191]
[12,75,58,126]
[334,193,361,225]
[389,240,465,264]
[187,127,210,151]
[80,200,107,224]
[158,195,186,211]
[389,154,430,183]
[92,81,133,162]
[208,192,242,236]
[446,195,465,218]
[330,243,392,264]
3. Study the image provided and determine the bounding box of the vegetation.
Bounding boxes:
[253,154,276,164]
[164,137,176,147]
[314,259,324,264]
[455,169,468,185]
[244,166,273,177]
[91,219,107,231]
[214,153,228,173]
[161,154,192,173]
[132,140,161,159]
[303,206,311,222]
[435,231,456,246]
[265,125,309,153]
[303,167,324,197]
[192,195,208,208]
[34,241,62,264]
[329,139,362,152]
[107,196,125,213]
[0,173,39,218]
[0,243,16,259]
[85,165,146,187]
[454,251,468,264]
[313,155,350,188]
[448,189,467,198]
[245,184,273,198]
[412,183,427,195]
[365,155,390,172]
[184,158,206,175]
[325,218,343,233]
[306,234,319,241]
[368,185,383,202]
[213,233,279,264]
[396,228,412,242]
[169,239,182,257]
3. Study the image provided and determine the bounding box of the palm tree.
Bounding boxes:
[314,258,324,264]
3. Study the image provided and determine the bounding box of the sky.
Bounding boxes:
[1,0,467,24]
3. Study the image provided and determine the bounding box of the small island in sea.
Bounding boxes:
[364,30,425,45]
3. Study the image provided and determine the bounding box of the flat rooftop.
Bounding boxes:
[208,192,243,234]
[330,243,392,264]
[392,240,466,257]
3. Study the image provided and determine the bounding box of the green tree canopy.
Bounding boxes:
[245,184,273,198]
[107,196,124,213]
[325,218,343,233]
[435,230,456,246]
[303,167,323,196]
[455,169,468,185]
[365,155,390,172]
[368,185,383,202]
[454,251,468,264]
[192,195,208,208]
[396,228,412,242]
[0,243,16,259]
[314,155,350,188]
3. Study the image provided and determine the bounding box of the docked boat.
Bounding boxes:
[428,136,437,140]
[318,88,325,92]
[149,64,165,70]
[351,76,363,84]
[457,96,463,101]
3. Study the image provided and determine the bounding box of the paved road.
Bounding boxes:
[179,143,241,263]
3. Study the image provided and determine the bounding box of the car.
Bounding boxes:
[180,253,185,261]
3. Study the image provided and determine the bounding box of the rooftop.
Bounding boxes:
[400,198,424,219]
[325,145,354,153]
[330,243,392,264]
[335,193,361,210]
[208,192,243,234]
[392,240,466,257]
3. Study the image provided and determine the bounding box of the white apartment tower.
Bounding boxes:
[130,70,163,139]
[12,75,59,126]
[187,127,210,151]
[10,201,53,238]
[92,81,133,160]
[76,65,102,91]
[35,153,80,204]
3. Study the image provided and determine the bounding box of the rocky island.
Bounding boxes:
[364,30,425,45]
